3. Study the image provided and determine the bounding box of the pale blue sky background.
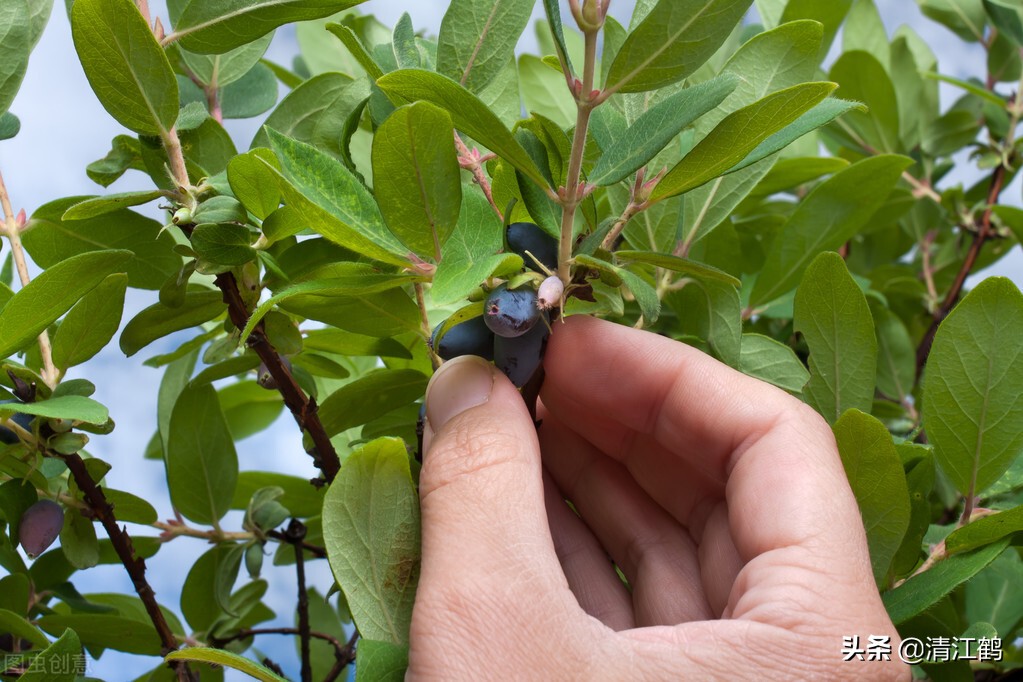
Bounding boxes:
[1,1,1020,679]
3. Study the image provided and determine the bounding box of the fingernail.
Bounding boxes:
[425,356,495,430]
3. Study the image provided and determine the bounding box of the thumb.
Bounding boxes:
[420,355,565,596]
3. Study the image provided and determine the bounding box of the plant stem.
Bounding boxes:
[558,29,599,284]
[215,272,341,482]
[915,163,1008,377]
[153,520,254,543]
[210,627,357,666]
[0,169,59,388]
[60,452,196,681]
[283,520,313,682]
[160,128,190,190]
[414,283,440,371]
[454,133,503,221]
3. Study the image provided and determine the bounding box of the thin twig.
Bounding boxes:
[60,452,196,681]
[558,29,599,284]
[283,520,313,682]
[0,169,59,388]
[210,627,358,670]
[454,133,503,221]
[323,631,360,682]
[214,272,341,482]
[915,165,1008,378]
[414,283,440,371]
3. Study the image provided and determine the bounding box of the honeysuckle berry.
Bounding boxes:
[484,284,541,338]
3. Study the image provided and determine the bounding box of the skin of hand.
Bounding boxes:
[411,315,909,681]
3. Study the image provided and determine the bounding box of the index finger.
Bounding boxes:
[541,316,868,563]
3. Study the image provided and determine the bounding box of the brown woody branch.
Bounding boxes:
[915,165,1008,378]
[214,272,341,482]
[59,452,196,682]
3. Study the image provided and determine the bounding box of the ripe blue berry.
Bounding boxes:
[484,284,540,338]
[19,499,64,558]
[494,317,550,386]
[506,222,558,272]
[431,317,495,360]
[0,400,34,445]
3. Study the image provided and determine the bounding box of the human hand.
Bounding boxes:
[411,315,908,680]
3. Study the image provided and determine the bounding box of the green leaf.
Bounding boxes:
[319,369,428,437]
[834,409,911,586]
[615,250,740,287]
[883,538,1009,625]
[0,608,49,649]
[871,301,915,402]
[918,0,988,42]
[174,0,368,54]
[250,72,368,155]
[738,333,810,393]
[24,197,180,290]
[119,290,225,357]
[20,627,84,681]
[181,543,243,632]
[178,32,273,89]
[0,111,20,140]
[71,0,178,135]
[102,489,158,525]
[964,550,1023,637]
[726,98,865,175]
[191,223,256,268]
[679,19,824,247]
[85,134,143,187]
[165,647,287,681]
[303,329,412,360]
[228,149,281,220]
[219,380,285,441]
[52,273,127,371]
[0,396,107,425]
[61,190,166,221]
[0,250,130,360]
[575,254,660,322]
[231,471,325,517]
[166,383,239,525]
[372,102,461,260]
[325,23,385,80]
[922,277,1023,497]
[219,62,279,119]
[750,155,912,307]
[946,504,1023,554]
[652,82,837,201]
[60,506,98,569]
[793,253,877,424]
[323,438,420,645]
[541,0,574,76]
[38,612,163,655]
[376,69,549,189]
[433,189,521,305]
[590,74,739,186]
[241,268,420,342]
[666,279,742,367]
[828,50,900,153]
[437,0,535,93]
[605,0,754,94]
[0,1,30,115]
[264,128,410,267]
[355,639,408,682]
[517,54,575,129]
[281,289,420,338]
[986,0,1023,44]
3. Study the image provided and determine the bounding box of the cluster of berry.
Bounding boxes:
[431,222,559,386]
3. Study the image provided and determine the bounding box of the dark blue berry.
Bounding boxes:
[431,316,495,360]
[484,285,540,338]
[494,316,550,386]
[506,222,558,272]
[0,400,33,445]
